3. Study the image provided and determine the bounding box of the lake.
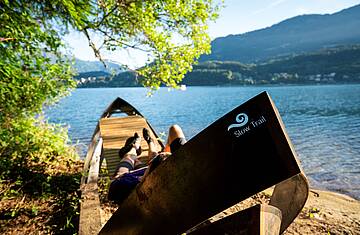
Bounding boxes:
[46,85,360,199]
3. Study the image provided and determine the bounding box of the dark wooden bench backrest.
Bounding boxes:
[100,91,301,235]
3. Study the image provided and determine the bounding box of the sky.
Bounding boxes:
[64,0,360,68]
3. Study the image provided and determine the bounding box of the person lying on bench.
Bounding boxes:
[108,125,187,204]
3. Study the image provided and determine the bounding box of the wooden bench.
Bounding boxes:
[100,92,309,234]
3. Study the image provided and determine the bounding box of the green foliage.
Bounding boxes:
[1,0,220,145]
[1,1,80,225]
[0,116,77,180]
[0,114,81,234]
[80,0,221,90]
[1,0,219,233]
[0,1,79,120]
[0,2,79,186]
[0,0,220,169]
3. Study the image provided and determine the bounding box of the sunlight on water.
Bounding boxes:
[46,84,360,199]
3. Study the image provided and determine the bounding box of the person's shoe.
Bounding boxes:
[133,133,142,156]
[133,132,141,148]
[118,141,133,158]
[142,128,152,144]
[123,133,140,147]
[119,133,142,158]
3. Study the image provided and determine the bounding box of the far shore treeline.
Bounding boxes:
[76,45,360,87]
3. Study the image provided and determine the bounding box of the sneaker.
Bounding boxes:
[119,133,142,157]
[142,128,152,144]
[133,133,141,149]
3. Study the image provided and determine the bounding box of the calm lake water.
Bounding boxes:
[46,85,360,199]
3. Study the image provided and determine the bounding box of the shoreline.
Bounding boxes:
[99,187,360,234]
[308,186,359,202]
[310,188,359,201]
[285,188,360,234]
[76,83,360,89]
[206,187,360,234]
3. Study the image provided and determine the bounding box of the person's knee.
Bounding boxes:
[169,124,179,132]
[169,124,184,137]
[167,124,185,148]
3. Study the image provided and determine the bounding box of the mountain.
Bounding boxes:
[74,59,125,73]
[200,4,360,63]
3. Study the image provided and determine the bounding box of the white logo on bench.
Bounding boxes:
[227,113,249,131]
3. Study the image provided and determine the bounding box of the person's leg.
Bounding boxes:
[164,124,186,153]
[114,133,141,178]
[113,157,134,178]
[141,125,186,177]
[143,128,158,160]
[109,164,147,203]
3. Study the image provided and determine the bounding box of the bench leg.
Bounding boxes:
[188,204,282,235]
[270,173,309,233]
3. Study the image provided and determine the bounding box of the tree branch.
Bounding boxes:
[0,37,16,42]
[97,28,152,52]
[82,28,106,67]
[94,4,119,28]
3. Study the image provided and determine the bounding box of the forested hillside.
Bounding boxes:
[77,46,360,87]
[186,46,360,85]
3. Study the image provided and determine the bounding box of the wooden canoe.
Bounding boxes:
[79,97,163,234]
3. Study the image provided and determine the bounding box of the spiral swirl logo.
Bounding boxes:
[227,113,249,131]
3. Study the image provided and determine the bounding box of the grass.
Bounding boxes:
[0,157,83,234]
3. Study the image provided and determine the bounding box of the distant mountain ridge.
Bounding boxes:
[200,4,360,63]
[74,59,125,73]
